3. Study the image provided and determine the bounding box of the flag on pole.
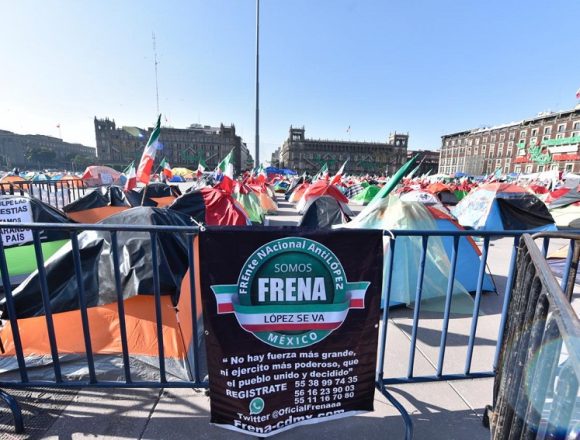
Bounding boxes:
[160,158,173,179]
[346,125,351,133]
[256,163,267,185]
[355,154,419,222]
[313,163,328,182]
[217,149,235,193]
[197,157,208,178]
[124,161,137,191]
[330,159,348,185]
[136,114,162,184]
[576,87,580,99]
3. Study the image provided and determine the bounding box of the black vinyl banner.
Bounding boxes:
[199,227,383,437]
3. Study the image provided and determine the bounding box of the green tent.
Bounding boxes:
[233,191,266,224]
[351,185,380,205]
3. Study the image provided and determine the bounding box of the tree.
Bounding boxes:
[25,147,57,167]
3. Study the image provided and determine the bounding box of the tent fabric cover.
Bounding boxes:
[496,197,555,230]
[0,207,193,319]
[299,196,351,228]
[169,187,250,226]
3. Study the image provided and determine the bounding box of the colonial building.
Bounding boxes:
[94,118,253,173]
[278,126,408,175]
[269,147,281,168]
[439,107,580,176]
[0,129,95,170]
[407,149,440,176]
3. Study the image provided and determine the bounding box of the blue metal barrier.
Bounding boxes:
[490,232,580,439]
[0,222,577,438]
[0,180,87,209]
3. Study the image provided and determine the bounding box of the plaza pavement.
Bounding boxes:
[0,194,572,439]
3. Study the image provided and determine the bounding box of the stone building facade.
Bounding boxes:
[439,107,580,176]
[278,126,408,175]
[0,129,95,170]
[407,149,440,176]
[94,117,253,173]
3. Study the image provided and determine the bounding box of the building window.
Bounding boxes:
[509,132,515,141]
[542,135,550,141]
[500,134,505,141]
[573,121,580,131]
[482,145,487,154]
[558,123,566,133]
[556,133,564,139]
[530,137,538,146]
[531,128,538,136]
[573,131,580,138]
[474,146,479,155]
[551,163,560,171]
[496,159,502,168]
[514,165,521,173]
[475,138,480,145]
[507,148,513,157]
[565,163,574,173]
[538,165,544,172]
[491,135,496,142]
[520,130,527,138]
[483,137,488,143]
[543,126,552,135]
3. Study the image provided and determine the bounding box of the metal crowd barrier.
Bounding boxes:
[0,223,577,438]
[0,180,88,210]
[489,232,580,440]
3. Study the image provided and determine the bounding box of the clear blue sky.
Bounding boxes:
[1,0,579,163]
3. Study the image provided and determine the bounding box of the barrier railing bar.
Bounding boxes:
[509,292,549,437]
[110,231,132,383]
[187,233,202,385]
[383,372,495,385]
[560,239,575,293]
[0,236,28,382]
[464,236,490,375]
[436,235,459,377]
[493,235,520,371]
[520,317,561,439]
[376,236,396,382]
[150,231,167,383]
[0,380,209,389]
[70,231,97,384]
[541,236,550,258]
[407,235,428,379]
[32,230,62,383]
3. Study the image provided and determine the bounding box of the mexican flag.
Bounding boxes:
[124,161,137,191]
[313,163,328,182]
[136,114,162,184]
[330,159,348,185]
[217,149,235,193]
[160,158,173,179]
[256,163,267,185]
[197,157,208,178]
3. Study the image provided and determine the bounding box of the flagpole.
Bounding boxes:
[254,0,260,167]
[152,32,160,115]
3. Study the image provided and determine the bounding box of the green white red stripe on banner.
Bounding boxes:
[211,282,369,332]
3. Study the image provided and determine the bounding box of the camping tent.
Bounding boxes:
[452,183,557,231]
[299,196,352,228]
[81,166,122,186]
[134,183,181,207]
[169,187,251,226]
[296,181,353,216]
[343,197,494,307]
[0,207,192,319]
[63,186,135,223]
[350,185,380,205]
[233,188,266,224]
[546,186,580,228]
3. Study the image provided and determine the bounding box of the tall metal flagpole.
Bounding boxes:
[255,0,260,167]
[153,32,160,115]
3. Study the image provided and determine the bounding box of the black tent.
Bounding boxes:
[0,207,193,319]
[299,196,351,228]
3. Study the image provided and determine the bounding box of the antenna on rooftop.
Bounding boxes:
[152,32,160,116]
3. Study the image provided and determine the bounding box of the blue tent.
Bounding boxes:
[452,183,557,232]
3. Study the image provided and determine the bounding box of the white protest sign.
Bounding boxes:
[0,197,34,246]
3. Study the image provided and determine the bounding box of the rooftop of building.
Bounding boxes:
[442,106,580,139]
